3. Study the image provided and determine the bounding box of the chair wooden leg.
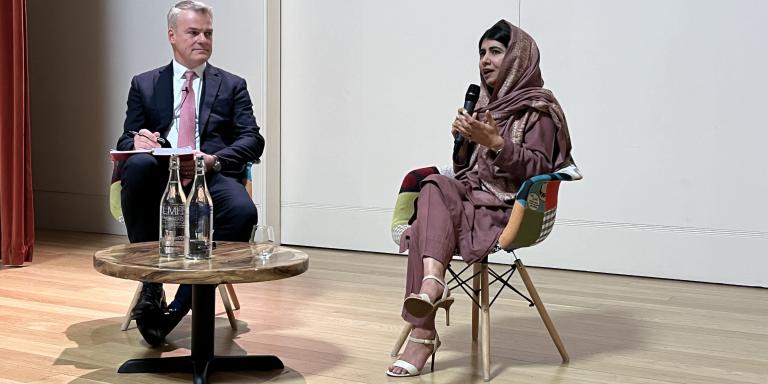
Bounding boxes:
[515,259,569,363]
[225,283,240,310]
[218,284,238,330]
[480,263,491,381]
[472,263,481,341]
[121,284,167,330]
[390,323,413,357]
[121,283,143,331]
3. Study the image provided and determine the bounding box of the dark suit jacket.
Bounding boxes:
[117,62,264,176]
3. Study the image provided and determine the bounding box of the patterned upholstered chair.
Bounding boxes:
[390,164,582,381]
[108,161,257,331]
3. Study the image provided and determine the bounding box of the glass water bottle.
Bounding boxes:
[159,154,187,257]
[185,155,214,259]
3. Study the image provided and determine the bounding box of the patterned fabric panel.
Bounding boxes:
[391,166,442,246]
[109,181,124,223]
[392,223,410,246]
[399,166,440,193]
[515,163,581,206]
[109,161,124,221]
[525,181,547,212]
[534,207,557,245]
[392,192,419,245]
[525,181,561,212]
[509,180,562,249]
[510,210,544,248]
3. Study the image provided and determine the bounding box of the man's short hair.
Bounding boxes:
[167,1,213,29]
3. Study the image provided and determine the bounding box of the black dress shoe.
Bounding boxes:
[161,306,189,335]
[132,283,169,348]
[131,283,166,320]
[136,309,166,347]
[135,305,189,348]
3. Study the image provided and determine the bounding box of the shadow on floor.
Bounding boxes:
[400,306,646,384]
[53,316,344,383]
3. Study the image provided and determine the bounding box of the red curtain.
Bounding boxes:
[0,0,34,266]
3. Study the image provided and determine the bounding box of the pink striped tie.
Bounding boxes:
[178,70,198,149]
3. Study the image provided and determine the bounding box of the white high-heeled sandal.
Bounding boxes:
[386,334,441,377]
[404,275,454,324]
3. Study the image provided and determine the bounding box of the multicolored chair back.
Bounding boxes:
[501,164,582,250]
[391,166,441,245]
[390,164,582,249]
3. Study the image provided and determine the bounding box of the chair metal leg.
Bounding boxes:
[225,283,240,310]
[480,263,491,381]
[515,260,569,363]
[121,284,143,331]
[390,323,413,357]
[472,263,481,341]
[218,285,238,330]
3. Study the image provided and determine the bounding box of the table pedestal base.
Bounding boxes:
[118,355,283,384]
[118,284,282,383]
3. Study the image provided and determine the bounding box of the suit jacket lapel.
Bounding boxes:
[154,63,174,137]
[199,64,221,138]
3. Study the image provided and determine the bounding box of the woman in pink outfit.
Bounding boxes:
[387,20,575,377]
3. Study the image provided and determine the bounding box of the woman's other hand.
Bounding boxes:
[456,110,504,150]
[452,108,478,142]
[451,108,467,140]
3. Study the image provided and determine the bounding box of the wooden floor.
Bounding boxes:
[0,230,766,384]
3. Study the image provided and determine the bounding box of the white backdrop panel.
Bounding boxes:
[281,0,768,286]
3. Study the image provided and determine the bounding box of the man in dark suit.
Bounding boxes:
[115,0,264,347]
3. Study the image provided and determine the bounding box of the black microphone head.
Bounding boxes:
[456,83,482,146]
[462,84,481,115]
[465,84,481,103]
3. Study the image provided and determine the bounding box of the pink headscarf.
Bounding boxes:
[476,20,573,169]
[457,20,575,200]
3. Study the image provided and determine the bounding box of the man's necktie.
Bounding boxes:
[178,70,198,149]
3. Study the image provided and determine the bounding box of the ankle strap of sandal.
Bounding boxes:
[422,275,446,287]
[408,335,438,345]
[422,275,449,301]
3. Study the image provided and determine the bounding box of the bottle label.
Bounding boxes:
[160,203,186,257]
[162,204,185,218]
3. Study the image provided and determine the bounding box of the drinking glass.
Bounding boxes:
[250,225,276,259]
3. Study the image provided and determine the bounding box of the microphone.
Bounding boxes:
[181,85,190,105]
[454,84,481,145]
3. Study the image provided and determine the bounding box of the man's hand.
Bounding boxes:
[133,129,162,150]
[180,151,217,180]
[194,151,217,171]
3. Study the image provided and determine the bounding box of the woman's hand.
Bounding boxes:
[451,110,466,141]
[454,110,504,150]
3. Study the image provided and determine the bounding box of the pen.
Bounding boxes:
[127,130,167,145]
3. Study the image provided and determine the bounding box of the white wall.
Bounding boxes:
[281,0,768,286]
[29,0,269,235]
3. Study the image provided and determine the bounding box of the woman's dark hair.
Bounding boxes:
[478,20,511,50]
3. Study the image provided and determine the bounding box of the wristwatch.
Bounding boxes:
[212,155,222,172]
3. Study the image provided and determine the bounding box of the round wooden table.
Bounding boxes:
[94,241,309,384]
